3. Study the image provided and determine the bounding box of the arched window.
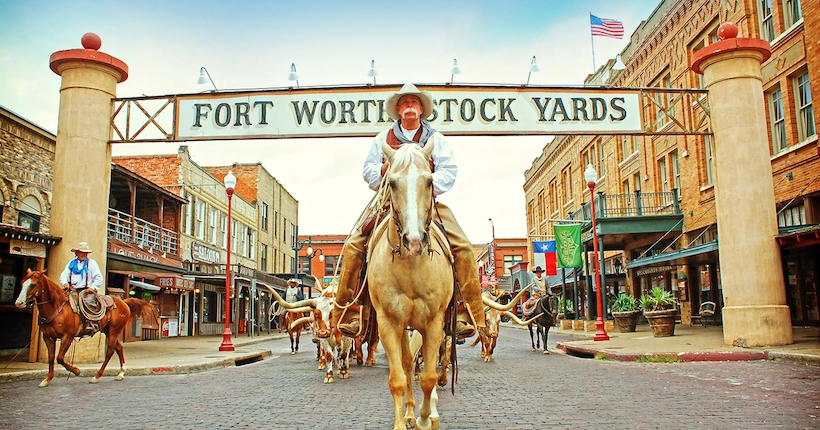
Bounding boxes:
[18,195,42,232]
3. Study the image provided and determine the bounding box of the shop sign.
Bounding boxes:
[176,86,642,140]
[192,242,220,264]
[636,265,675,276]
[9,239,46,258]
[157,276,195,293]
[109,242,161,264]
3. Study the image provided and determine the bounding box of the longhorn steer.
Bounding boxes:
[476,289,541,362]
[268,283,353,383]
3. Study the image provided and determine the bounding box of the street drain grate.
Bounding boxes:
[235,354,264,366]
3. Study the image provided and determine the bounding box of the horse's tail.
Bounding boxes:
[123,298,159,322]
[469,334,481,347]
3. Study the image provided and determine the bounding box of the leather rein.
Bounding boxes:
[29,280,70,327]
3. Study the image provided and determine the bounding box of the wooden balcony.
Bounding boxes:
[107,208,179,255]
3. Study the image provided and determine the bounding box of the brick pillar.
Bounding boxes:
[692,23,792,347]
[43,33,128,362]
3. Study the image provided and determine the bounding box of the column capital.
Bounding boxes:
[691,22,771,75]
[49,33,128,83]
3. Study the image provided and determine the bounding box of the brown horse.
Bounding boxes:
[367,141,451,430]
[14,269,156,387]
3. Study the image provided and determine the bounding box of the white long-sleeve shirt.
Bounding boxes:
[59,258,103,291]
[362,129,457,196]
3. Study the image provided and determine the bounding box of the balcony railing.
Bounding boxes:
[108,208,179,255]
[569,189,680,221]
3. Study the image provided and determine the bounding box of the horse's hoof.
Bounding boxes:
[405,415,416,428]
[290,351,295,355]
[89,377,99,384]
[532,348,536,352]
[431,417,440,429]
[416,416,431,430]
[324,377,333,384]
[543,350,550,355]
[340,372,349,379]
[114,375,124,381]
[38,380,50,388]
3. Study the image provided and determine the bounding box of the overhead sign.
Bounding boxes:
[175,85,643,140]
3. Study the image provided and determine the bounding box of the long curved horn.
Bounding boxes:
[269,287,316,309]
[286,306,314,314]
[289,315,315,331]
[502,311,542,325]
[382,141,397,163]
[483,288,529,311]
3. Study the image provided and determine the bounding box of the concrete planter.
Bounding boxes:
[560,319,573,330]
[644,309,677,337]
[572,320,584,330]
[612,311,639,333]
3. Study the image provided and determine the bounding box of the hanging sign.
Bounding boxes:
[175,85,643,140]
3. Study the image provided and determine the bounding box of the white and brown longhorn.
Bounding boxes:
[476,289,541,362]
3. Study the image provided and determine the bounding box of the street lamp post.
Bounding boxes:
[585,164,609,342]
[219,170,237,352]
[293,236,324,297]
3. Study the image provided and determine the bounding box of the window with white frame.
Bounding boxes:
[620,136,629,162]
[670,150,681,193]
[704,135,715,186]
[195,200,205,239]
[248,229,255,259]
[240,225,247,257]
[778,204,806,227]
[261,203,268,231]
[769,88,787,152]
[658,157,669,193]
[220,213,227,248]
[632,135,640,153]
[759,0,775,42]
[209,207,218,245]
[232,220,238,252]
[794,71,816,141]
[784,0,802,29]
[503,255,523,275]
[260,244,268,272]
[290,223,296,248]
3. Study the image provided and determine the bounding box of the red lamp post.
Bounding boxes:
[219,170,237,352]
[585,164,609,342]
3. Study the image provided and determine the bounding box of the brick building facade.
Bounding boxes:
[523,0,819,325]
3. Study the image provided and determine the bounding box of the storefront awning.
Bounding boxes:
[626,241,719,270]
[129,280,161,291]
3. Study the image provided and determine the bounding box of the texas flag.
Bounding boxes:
[532,240,557,276]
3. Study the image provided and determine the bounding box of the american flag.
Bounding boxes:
[590,14,624,39]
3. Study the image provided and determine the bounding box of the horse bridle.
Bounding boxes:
[26,277,69,326]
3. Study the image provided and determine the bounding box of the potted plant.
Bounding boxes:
[639,287,678,337]
[611,294,640,333]
[557,296,574,329]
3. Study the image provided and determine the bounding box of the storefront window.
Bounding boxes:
[203,291,217,323]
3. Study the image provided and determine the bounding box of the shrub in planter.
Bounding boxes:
[611,294,640,333]
[639,287,677,337]
[557,296,574,320]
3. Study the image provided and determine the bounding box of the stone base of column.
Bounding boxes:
[37,333,107,363]
[722,305,793,347]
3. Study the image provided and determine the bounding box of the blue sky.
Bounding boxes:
[0,0,658,243]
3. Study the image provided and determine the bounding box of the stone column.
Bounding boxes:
[43,33,128,361]
[692,23,792,347]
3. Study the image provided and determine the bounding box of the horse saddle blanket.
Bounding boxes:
[522,298,540,319]
[69,292,115,320]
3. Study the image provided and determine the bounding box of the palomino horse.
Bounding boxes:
[14,269,156,387]
[367,141,451,430]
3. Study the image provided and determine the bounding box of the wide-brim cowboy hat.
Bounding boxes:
[287,278,300,285]
[532,266,544,273]
[386,83,434,121]
[70,242,93,253]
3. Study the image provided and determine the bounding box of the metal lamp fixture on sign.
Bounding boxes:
[288,63,299,88]
[526,56,540,86]
[367,59,378,85]
[450,58,461,84]
[197,67,218,92]
[613,54,626,71]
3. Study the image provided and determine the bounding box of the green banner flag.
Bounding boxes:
[554,224,583,268]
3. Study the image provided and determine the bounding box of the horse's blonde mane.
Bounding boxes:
[388,144,428,174]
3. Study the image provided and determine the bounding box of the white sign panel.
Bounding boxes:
[176,86,642,140]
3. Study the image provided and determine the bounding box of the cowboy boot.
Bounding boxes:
[331,250,365,336]
[453,252,486,337]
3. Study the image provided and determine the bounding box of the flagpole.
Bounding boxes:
[590,12,597,72]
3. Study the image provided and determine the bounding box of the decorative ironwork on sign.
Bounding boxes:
[110,85,710,143]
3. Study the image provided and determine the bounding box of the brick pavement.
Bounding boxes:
[1,327,818,429]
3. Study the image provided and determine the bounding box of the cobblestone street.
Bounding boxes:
[1,327,818,429]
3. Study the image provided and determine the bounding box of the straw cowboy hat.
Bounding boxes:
[287,278,300,285]
[386,83,434,121]
[532,266,544,273]
[70,242,93,253]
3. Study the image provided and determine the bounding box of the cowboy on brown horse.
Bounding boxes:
[59,241,104,336]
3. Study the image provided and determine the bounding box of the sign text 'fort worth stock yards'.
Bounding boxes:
[174,86,642,140]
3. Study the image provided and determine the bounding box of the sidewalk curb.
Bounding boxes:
[556,342,770,362]
[768,351,820,366]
